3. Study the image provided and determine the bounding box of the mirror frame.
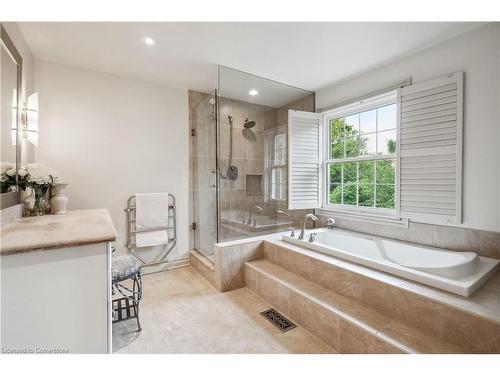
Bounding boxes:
[1,24,23,209]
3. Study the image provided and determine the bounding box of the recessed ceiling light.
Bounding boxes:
[142,36,157,46]
[249,89,258,96]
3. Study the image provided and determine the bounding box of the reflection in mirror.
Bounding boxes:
[25,92,39,146]
[1,43,18,168]
[1,25,22,208]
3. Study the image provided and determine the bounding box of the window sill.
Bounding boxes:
[315,207,408,228]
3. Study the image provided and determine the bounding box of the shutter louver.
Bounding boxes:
[288,110,322,210]
[399,72,463,225]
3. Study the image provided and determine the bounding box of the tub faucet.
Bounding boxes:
[276,209,290,217]
[298,213,318,240]
[248,205,264,226]
[327,218,335,229]
[308,233,317,243]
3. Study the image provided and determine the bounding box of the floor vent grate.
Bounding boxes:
[260,308,297,332]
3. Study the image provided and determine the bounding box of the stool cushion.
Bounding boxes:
[112,254,141,283]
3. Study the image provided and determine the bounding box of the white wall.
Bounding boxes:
[316,23,500,232]
[34,60,190,261]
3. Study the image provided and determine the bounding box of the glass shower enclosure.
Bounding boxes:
[191,66,314,262]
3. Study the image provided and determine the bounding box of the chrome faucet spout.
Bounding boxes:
[298,213,318,240]
[248,205,264,226]
[305,213,318,221]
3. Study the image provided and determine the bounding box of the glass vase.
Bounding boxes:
[32,185,50,216]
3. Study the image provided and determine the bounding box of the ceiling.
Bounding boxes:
[19,22,483,94]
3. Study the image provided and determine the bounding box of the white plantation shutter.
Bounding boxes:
[399,72,463,225]
[288,110,322,209]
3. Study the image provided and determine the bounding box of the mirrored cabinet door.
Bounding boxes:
[1,24,22,208]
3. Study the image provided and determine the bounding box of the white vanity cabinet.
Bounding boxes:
[0,209,117,354]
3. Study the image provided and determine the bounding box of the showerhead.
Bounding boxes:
[244,117,256,129]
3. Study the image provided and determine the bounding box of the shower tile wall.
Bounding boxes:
[218,93,316,242]
[218,97,276,241]
[189,90,316,255]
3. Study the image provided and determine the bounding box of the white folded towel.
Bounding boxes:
[136,229,170,248]
[135,192,170,229]
[135,192,171,248]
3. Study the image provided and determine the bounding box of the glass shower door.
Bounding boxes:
[192,90,218,261]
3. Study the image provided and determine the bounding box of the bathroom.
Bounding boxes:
[1,4,500,371]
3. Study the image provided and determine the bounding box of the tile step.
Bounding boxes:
[245,259,464,354]
[262,239,500,353]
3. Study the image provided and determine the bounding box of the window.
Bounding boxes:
[269,131,287,201]
[323,91,398,216]
[287,73,462,224]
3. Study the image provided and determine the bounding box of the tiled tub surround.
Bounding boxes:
[190,238,264,292]
[245,239,500,353]
[190,228,315,292]
[316,214,500,260]
[282,228,499,297]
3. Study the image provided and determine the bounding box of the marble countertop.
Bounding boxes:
[0,209,117,255]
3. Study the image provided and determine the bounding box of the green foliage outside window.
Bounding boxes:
[329,118,396,208]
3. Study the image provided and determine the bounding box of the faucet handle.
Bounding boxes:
[327,218,335,229]
[288,227,295,237]
[308,233,317,243]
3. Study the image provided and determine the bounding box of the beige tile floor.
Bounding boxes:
[112,266,335,354]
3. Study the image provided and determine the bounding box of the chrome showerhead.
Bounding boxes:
[244,117,256,129]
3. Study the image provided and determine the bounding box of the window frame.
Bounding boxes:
[266,127,287,203]
[320,89,401,220]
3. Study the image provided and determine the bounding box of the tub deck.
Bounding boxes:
[269,235,500,326]
[282,228,499,297]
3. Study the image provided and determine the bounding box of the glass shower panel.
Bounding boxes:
[217,66,315,243]
[192,91,218,261]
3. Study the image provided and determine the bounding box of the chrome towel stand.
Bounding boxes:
[124,193,177,268]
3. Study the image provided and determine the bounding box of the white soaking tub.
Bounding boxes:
[282,228,499,297]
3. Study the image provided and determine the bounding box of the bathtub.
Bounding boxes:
[282,228,499,297]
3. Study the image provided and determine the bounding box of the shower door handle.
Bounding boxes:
[209,169,217,188]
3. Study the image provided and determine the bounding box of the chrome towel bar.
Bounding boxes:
[124,193,177,268]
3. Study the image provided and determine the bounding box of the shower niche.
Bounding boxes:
[245,174,263,197]
[190,66,315,262]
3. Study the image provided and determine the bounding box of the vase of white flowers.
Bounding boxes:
[17,163,59,216]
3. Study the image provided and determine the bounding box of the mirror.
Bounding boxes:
[1,25,22,209]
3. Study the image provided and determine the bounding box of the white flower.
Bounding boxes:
[1,162,15,175]
[25,163,59,185]
[18,168,28,177]
[6,168,16,177]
